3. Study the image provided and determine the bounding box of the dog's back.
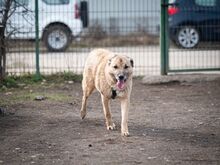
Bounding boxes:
[85,49,112,68]
[83,49,113,81]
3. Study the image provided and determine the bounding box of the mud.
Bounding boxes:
[0,78,220,165]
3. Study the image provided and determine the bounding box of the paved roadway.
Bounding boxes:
[6,46,220,76]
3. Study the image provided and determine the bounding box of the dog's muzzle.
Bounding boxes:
[116,74,127,90]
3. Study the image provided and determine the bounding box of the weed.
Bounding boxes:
[43,72,82,83]
[1,77,18,88]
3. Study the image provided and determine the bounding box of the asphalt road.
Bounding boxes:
[6,46,220,76]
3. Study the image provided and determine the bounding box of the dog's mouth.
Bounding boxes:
[116,75,127,90]
[116,80,126,90]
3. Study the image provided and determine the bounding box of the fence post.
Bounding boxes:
[35,0,40,79]
[160,0,169,75]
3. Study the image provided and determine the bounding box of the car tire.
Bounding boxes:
[176,26,200,49]
[43,24,72,52]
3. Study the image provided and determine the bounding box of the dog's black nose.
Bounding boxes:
[118,75,124,80]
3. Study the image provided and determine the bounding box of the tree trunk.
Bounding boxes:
[0,27,6,81]
[0,0,13,81]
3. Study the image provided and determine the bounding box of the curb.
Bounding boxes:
[142,74,220,85]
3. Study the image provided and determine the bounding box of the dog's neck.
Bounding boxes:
[111,86,127,99]
[111,88,117,99]
[105,65,115,86]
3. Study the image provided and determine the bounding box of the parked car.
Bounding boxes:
[168,0,220,48]
[0,0,88,52]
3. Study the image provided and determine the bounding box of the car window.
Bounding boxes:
[15,0,29,6]
[42,0,70,5]
[0,0,4,8]
[1,0,29,7]
[169,0,177,4]
[195,0,217,7]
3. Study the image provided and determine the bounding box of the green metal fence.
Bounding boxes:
[165,0,220,74]
[1,0,220,76]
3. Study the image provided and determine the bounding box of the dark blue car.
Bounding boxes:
[168,0,220,48]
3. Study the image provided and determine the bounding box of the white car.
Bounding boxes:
[1,0,83,52]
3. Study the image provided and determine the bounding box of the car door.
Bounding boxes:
[195,0,220,41]
[7,0,35,39]
[214,0,220,40]
[0,0,3,22]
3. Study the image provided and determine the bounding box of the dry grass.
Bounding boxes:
[75,33,159,47]
[6,32,159,52]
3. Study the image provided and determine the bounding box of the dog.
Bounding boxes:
[80,49,134,136]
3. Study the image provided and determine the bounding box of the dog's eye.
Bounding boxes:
[113,65,118,69]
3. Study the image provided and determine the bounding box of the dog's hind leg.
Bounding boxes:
[80,75,95,119]
[101,94,116,130]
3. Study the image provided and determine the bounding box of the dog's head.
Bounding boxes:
[107,54,134,90]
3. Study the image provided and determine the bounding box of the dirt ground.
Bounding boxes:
[0,77,220,165]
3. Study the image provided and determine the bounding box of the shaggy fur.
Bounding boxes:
[80,49,134,136]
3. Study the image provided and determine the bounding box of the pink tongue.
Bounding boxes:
[117,80,125,90]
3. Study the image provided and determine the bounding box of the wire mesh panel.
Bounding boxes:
[82,0,161,76]
[3,0,37,75]
[3,0,161,76]
[2,0,220,76]
[168,0,220,72]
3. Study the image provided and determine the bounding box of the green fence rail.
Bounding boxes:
[35,0,40,79]
[160,0,169,75]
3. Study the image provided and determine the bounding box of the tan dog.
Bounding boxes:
[80,49,134,136]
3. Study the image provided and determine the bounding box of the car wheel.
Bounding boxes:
[43,25,72,52]
[176,26,200,48]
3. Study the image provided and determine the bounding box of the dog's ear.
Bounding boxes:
[126,56,134,68]
[130,58,134,67]
[108,55,117,66]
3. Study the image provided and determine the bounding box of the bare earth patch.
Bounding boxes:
[0,78,220,164]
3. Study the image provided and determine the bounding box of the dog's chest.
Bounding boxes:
[117,90,126,97]
[111,88,126,99]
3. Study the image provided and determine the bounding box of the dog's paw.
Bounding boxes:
[107,123,116,130]
[80,110,86,119]
[121,131,130,137]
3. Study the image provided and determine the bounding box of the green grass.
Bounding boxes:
[45,72,82,83]
[0,72,82,89]
[0,91,72,107]
[0,74,41,89]
[0,72,81,107]
[12,92,70,102]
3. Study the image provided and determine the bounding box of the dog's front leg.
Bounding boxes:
[101,94,116,130]
[121,97,130,136]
